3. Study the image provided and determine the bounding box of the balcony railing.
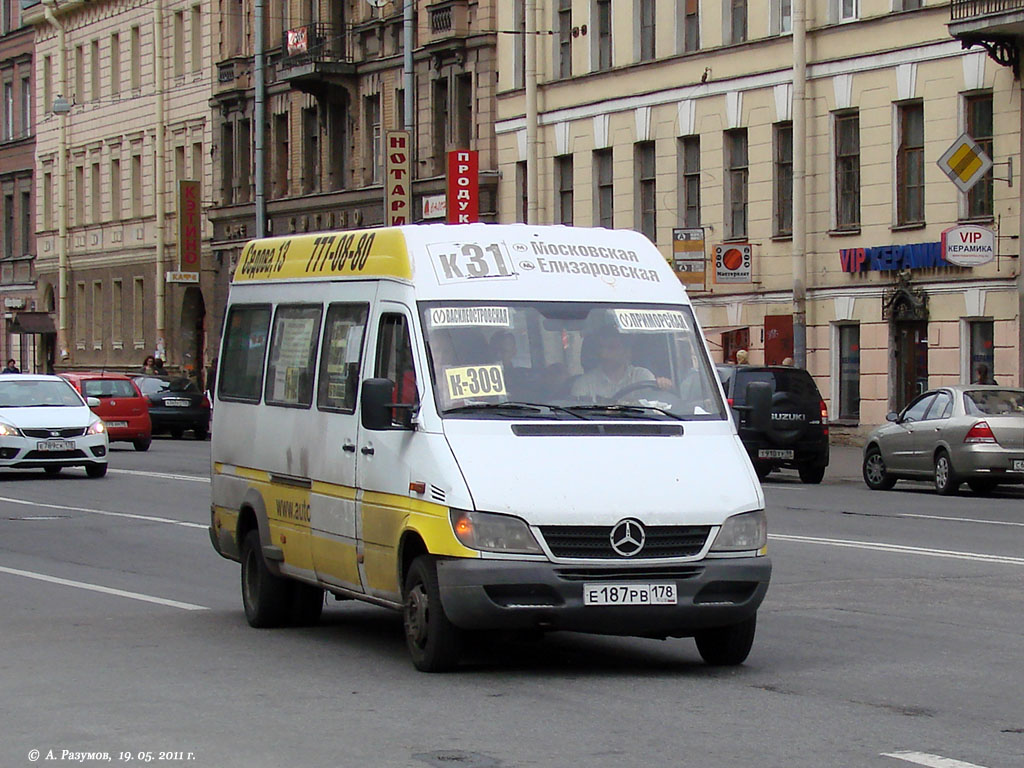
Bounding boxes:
[282,22,352,65]
[427,0,469,40]
[951,0,1024,20]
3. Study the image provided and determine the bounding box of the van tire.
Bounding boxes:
[291,583,325,626]
[241,529,291,628]
[403,556,463,672]
[694,614,757,666]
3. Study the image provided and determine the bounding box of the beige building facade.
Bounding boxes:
[25,0,214,380]
[496,0,1022,438]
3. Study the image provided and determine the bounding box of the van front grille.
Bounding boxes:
[538,525,711,559]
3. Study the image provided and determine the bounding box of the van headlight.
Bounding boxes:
[450,509,543,554]
[0,421,19,437]
[710,510,767,552]
[86,420,106,435]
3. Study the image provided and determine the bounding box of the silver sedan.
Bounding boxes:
[862,385,1024,495]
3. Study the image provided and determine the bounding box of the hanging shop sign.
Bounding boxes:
[385,131,411,226]
[714,244,751,283]
[422,194,446,220]
[941,224,995,268]
[447,150,479,224]
[672,228,706,291]
[177,180,201,271]
[839,241,952,273]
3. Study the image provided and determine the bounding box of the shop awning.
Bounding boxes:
[9,312,56,335]
[700,324,749,335]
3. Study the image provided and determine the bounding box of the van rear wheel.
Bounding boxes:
[241,529,291,628]
[290,582,325,626]
[694,613,757,666]
[403,556,463,672]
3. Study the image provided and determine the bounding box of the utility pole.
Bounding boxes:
[791,0,808,368]
[154,0,167,360]
[254,0,266,237]
[525,0,539,224]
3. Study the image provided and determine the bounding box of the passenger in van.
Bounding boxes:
[489,330,537,400]
[571,328,662,403]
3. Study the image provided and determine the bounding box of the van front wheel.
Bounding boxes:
[403,556,463,672]
[241,530,291,628]
[694,614,757,666]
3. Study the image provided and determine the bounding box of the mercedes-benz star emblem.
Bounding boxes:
[609,518,646,557]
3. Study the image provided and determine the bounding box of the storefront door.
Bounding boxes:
[895,321,928,412]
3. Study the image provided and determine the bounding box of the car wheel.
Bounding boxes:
[695,613,757,666]
[194,425,209,441]
[934,450,959,496]
[753,462,772,481]
[43,466,62,476]
[290,582,325,626]
[169,427,184,439]
[240,529,291,628]
[85,463,107,478]
[798,463,826,484]
[863,447,897,491]
[967,479,997,496]
[403,555,463,672]
[133,438,151,452]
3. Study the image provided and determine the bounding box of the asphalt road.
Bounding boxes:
[2,438,1022,768]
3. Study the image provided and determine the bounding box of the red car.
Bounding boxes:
[60,372,152,451]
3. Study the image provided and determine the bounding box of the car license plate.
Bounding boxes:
[759,449,794,459]
[583,583,677,606]
[1013,460,1024,472]
[37,439,74,451]
[165,399,190,407]
[106,421,128,428]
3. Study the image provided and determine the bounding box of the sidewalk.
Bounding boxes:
[827,444,863,482]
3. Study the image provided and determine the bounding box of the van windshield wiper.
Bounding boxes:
[442,402,586,419]
[566,404,684,421]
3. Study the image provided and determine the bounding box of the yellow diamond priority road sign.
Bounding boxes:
[937,133,993,194]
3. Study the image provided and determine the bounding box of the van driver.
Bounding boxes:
[571,328,669,403]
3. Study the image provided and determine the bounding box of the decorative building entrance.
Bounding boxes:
[179,287,206,387]
[884,273,930,412]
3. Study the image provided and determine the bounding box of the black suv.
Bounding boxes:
[716,364,830,484]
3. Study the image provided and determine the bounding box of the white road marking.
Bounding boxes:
[769,533,1024,566]
[881,751,990,768]
[901,513,1024,528]
[0,495,206,529]
[109,468,210,483]
[0,564,208,611]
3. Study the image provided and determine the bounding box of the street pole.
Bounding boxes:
[254,0,266,237]
[525,0,539,225]
[792,0,808,368]
[42,0,68,362]
[154,0,167,360]
[404,0,414,132]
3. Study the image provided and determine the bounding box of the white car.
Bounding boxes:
[0,374,109,477]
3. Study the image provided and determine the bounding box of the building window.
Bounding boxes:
[91,39,100,101]
[92,281,103,348]
[131,26,141,90]
[191,6,202,73]
[3,194,12,258]
[365,94,382,185]
[192,142,203,182]
[772,0,792,34]
[595,148,614,228]
[76,282,86,344]
[43,56,52,115]
[133,277,145,345]
[110,33,120,98]
[556,154,573,226]
[639,0,655,61]
[302,107,319,193]
[112,279,123,344]
[175,145,185,185]
[774,122,793,237]
[131,153,143,218]
[969,319,994,383]
[728,0,747,44]
[896,101,924,226]
[3,81,12,140]
[835,111,860,230]
[110,159,121,220]
[725,129,748,239]
[20,75,30,136]
[433,78,449,175]
[838,324,860,421]
[557,0,572,78]
[596,0,612,70]
[636,141,656,242]
[91,161,101,223]
[75,45,84,102]
[274,113,289,197]
[43,171,53,230]
[75,165,84,225]
[174,11,185,78]
[966,93,993,220]
[515,160,527,223]
[237,119,251,202]
[835,0,858,21]
[455,74,472,149]
[682,0,699,51]
[20,190,30,256]
[679,136,700,227]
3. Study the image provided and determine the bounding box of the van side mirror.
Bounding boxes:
[361,378,417,431]
[746,381,772,433]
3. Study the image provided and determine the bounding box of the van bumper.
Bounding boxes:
[435,557,771,637]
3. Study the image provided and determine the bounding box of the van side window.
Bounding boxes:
[376,313,418,419]
[317,303,369,413]
[265,304,323,408]
[219,304,272,402]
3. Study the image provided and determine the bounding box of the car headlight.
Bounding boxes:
[0,421,19,437]
[450,509,543,554]
[87,420,106,435]
[710,510,767,552]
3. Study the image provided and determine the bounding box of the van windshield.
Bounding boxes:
[420,301,726,421]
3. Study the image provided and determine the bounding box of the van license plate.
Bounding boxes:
[583,583,677,606]
[759,449,794,459]
[1013,460,1024,471]
[37,439,73,451]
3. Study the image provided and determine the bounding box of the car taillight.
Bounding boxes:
[819,398,829,436]
[201,395,211,409]
[964,421,997,444]
[727,398,734,407]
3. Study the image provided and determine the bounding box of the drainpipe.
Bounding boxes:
[254,0,266,237]
[791,0,808,368]
[1018,74,1023,386]
[525,0,538,224]
[42,0,68,361]
[154,0,167,359]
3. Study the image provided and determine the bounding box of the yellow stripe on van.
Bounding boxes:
[233,228,412,283]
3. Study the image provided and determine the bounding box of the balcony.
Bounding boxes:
[949,0,1023,77]
[277,23,355,94]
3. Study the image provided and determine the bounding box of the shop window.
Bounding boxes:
[969,319,994,384]
[838,324,860,421]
